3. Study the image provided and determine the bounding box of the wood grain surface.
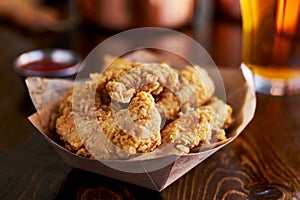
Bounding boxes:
[0,18,299,200]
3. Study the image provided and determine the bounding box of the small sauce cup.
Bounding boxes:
[14,49,81,78]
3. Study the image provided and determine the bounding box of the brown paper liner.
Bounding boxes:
[26,51,256,191]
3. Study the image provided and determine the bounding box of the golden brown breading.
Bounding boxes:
[106,63,179,103]
[208,97,233,130]
[56,113,82,151]
[52,78,162,158]
[161,97,232,153]
[111,91,161,154]
[176,65,215,109]
[50,56,233,158]
[129,91,156,126]
[52,87,93,158]
[155,88,180,122]
[51,75,104,158]
[100,58,214,108]
[85,92,162,156]
[96,55,140,91]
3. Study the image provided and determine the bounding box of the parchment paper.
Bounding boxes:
[26,51,256,191]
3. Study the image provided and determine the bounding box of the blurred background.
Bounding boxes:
[0,0,242,67]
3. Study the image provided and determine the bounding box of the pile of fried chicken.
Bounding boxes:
[50,56,233,159]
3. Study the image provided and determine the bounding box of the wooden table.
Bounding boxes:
[0,19,299,200]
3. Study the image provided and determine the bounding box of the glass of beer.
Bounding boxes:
[240,0,300,96]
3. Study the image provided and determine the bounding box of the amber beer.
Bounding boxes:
[240,0,300,95]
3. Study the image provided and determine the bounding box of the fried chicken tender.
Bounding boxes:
[52,76,162,158]
[97,56,164,101]
[51,55,234,158]
[155,88,180,122]
[51,77,103,158]
[110,91,161,154]
[102,56,215,104]
[106,63,179,103]
[105,60,215,110]
[51,88,91,157]
[86,91,161,156]
[176,65,215,109]
[96,55,140,91]
[128,91,158,126]
[161,97,233,153]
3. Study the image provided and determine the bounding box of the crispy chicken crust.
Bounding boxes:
[106,63,179,103]
[52,80,161,159]
[50,56,233,158]
[155,88,180,122]
[161,97,233,153]
[177,65,215,109]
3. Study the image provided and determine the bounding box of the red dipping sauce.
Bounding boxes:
[14,49,81,77]
[21,59,74,72]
